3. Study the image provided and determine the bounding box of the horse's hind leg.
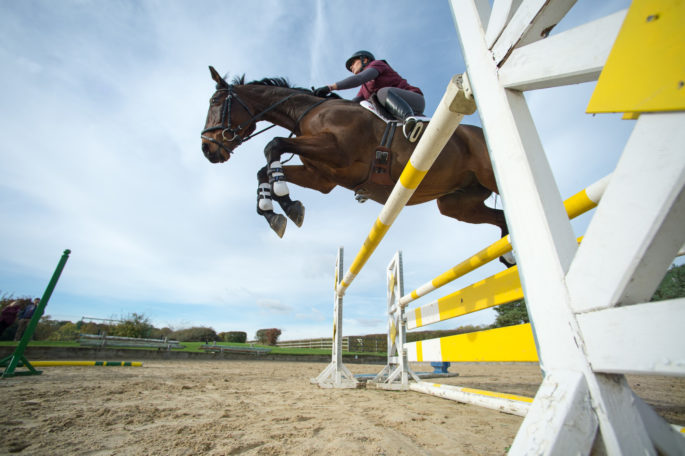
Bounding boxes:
[436,185,506,232]
[256,166,288,238]
[437,184,514,267]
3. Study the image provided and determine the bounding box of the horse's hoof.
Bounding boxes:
[285,201,305,227]
[267,214,287,238]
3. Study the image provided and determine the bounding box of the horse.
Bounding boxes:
[201,66,507,245]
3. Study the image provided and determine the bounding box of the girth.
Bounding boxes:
[353,121,400,202]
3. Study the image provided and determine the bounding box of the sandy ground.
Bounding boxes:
[1,360,683,455]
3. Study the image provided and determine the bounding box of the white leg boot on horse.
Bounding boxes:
[268,161,289,197]
[265,161,305,231]
[256,168,288,238]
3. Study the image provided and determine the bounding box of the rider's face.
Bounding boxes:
[350,58,363,74]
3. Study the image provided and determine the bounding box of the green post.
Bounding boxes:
[1,249,71,378]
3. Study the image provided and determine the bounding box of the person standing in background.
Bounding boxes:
[14,298,38,341]
[0,301,21,337]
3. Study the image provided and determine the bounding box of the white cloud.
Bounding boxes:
[256,299,293,314]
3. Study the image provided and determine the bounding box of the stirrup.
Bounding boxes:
[403,116,430,143]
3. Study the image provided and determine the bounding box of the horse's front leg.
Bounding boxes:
[265,158,305,228]
[260,134,345,236]
[264,137,334,229]
[256,166,288,238]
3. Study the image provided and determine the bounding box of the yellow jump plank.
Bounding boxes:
[408,266,523,329]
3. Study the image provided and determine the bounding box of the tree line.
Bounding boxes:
[1,263,682,346]
[0,302,281,345]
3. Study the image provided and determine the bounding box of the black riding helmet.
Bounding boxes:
[345,50,375,72]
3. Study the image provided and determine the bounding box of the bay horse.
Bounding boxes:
[201,66,507,245]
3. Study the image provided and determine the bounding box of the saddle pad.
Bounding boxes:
[360,99,394,123]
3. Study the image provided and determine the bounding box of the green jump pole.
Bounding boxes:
[1,249,71,378]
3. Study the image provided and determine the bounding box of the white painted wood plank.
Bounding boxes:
[473,0,492,29]
[577,299,685,376]
[485,0,523,48]
[633,393,685,455]
[590,373,656,454]
[509,370,597,455]
[567,113,685,313]
[500,9,627,91]
[452,0,586,374]
[491,0,577,65]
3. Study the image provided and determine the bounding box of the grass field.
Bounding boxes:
[0,340,383,357]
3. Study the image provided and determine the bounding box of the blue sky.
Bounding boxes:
[0,0,647,340]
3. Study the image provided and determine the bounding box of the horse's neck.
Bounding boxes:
[240,86,314,132]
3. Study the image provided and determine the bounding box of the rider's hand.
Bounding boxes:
[313,85,331,97]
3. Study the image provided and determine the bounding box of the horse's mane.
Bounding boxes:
[230,74,341,98]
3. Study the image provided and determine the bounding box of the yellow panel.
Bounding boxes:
[389,319,397,347]
[439,323,538,362]
[435,266,523,322]
[414,308,423,328]
[587,0,685,113]
[387,273,395,295]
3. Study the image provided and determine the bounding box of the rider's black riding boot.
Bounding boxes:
[384,90,414,122]
[383,91,428,143]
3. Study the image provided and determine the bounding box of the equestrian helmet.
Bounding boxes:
[345,50,375,71]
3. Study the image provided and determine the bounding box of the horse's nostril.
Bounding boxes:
[202,142,209,153]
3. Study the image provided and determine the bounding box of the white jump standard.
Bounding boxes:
[452,0,685,454]
[315,0,685,454]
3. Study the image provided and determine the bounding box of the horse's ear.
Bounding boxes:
[209,66,228,88]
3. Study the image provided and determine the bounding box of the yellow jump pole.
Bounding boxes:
[337,74,477,297]
[398,174,611,307]
[29,361,143,367]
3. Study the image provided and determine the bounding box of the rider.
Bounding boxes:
[314,50,430,142]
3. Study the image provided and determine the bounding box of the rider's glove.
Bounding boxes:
[313,86,331,97]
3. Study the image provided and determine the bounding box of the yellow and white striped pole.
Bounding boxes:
[337,74,476,296]
[409,382,533,417]
[398,174,611,307]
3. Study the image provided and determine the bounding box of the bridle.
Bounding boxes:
[201,84,285,156]
[201,83,329,156]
